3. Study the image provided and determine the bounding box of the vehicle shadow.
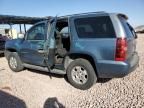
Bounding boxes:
[27,69,111,84]
[0,90,27,108]
[97,78,112,83]
[0,53,4,57]
[43,97,65,108]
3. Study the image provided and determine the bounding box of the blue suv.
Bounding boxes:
[5,12,139,90]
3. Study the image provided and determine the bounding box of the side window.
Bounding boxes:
[119,17,134,38]
[127,23,137,38]
[27,23,45,40]
[74,16,116,38]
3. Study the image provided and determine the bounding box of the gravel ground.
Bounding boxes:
[0,34,144,108]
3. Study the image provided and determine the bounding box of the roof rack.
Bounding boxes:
[71,11,106,16]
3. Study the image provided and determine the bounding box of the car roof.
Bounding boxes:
[58,12,128,20]
[58,11,107,18]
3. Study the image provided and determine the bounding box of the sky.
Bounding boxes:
[0,0,144,27]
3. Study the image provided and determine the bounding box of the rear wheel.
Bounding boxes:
[8,52,24,72]
[67,58,97,90]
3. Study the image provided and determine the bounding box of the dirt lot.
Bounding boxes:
[0,34,144,108]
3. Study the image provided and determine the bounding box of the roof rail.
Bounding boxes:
[71,11,106,16]
[59,11,106,19]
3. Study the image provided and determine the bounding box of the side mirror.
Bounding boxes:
[18,33,24,39]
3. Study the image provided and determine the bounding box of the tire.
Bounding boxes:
[67,58,97,90]
[8,52,24,72]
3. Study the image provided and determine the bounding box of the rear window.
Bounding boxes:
[119,17,134,38]
[74,16,116,38]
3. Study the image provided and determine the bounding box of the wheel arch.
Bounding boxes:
[64,53,98,77]
[5,48,18,59]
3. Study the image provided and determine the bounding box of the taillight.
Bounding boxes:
[115,38,127,61]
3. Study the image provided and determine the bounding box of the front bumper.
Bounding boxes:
[97,52,139,78]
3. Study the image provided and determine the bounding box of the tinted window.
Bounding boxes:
[119,17,134,38]
[74,16,115,38]
[27,23,45,40]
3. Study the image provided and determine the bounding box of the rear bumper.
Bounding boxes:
[97,52,139,78]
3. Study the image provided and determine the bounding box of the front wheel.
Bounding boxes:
[67,58,97,90]
[8,52,24,72]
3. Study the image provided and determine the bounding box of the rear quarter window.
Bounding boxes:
[74,16,116,38]
[119,17,134,38]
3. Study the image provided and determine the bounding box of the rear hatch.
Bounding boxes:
[118,16,137,60]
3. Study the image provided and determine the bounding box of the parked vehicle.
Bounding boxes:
[135,25,144,33]
[0,34,9,54]
[5,12,139,90]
